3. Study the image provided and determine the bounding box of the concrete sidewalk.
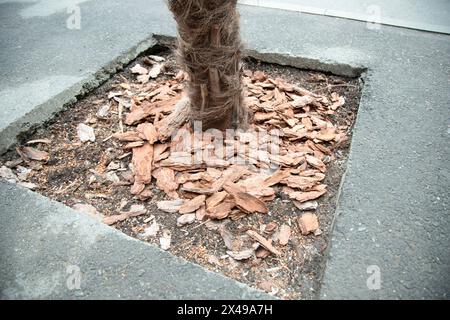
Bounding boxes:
[1,0,449,299]
[238,0,450,34]
[0,182,270,299]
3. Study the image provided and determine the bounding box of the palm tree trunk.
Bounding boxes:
[168,0,246,131]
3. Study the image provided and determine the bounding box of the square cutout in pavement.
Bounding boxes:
[0,42,363,299]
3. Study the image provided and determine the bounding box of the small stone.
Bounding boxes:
[77,123,95,142]
[96,104,110,119]
[293,200,318,211]
[177,213,196,227]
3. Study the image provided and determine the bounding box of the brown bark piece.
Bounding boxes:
[132,142,153,184]
[297,212,319,235]
[113,131,143,142]
[16,146,49,162]
[136,123,158,144]
[223,184,268,214]
[263,169,291,187]
[279,224,291,245]
[179,195,206,214]
[152,167,179,195]
[206,191,228,209]
[246,230,281,256]
[288,189,326,203]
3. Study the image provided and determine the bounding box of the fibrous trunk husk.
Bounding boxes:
[168,0,248,130]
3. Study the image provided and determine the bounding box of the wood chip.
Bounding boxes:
[113,131,143,142]
[246,230,281,256]
[223,183,268,214]
[178,195,206,214]
[253,71,268,82]
[227,249,254,261]
[279,224,291,245]
[305,155,326,172]
[125,97,179,125]
[297,212,319,235]
[132,142,153,184]
[154,97,190,141]
[206,199,235,220]
[288,189,326,202]
[16,146,50,162]
[103,208,146,225]
[263,169,291,187]
[206,191,228,209]
[122,141,145,149]
[152,167,179,196]
[157,199,184,213]
[136,123,158,144]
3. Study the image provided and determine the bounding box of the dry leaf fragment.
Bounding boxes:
[16,146,50,162]
[246,230,281,256]
[137,74,150,84]
[96,104,110,119]
[298,212,319,235]
[178,195,206,214]
[77,123,96,142]
[330,95,345,110]
[279,224,291,245]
